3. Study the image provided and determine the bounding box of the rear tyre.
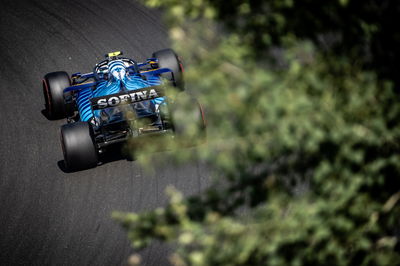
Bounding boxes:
[43,71,72,119]
[169,92,206,145]
[61,122,98,171]
[152,48,184,90]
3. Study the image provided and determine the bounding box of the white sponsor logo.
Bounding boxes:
[96,88,159,109]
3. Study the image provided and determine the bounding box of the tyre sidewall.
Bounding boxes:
[61,122,98,170]
[152,49,184,90]
[43,71,71,119]
[169,92,206,145]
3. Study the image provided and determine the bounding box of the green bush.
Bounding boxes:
[114,1,400,265]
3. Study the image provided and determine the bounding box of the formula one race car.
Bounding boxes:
[43,49,206,171]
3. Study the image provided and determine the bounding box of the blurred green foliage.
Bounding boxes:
[114,0,400,265]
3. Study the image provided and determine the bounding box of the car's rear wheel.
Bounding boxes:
[43,71,72,119]
[152,48,184,90]
[61,122,98,171]
[169,92,206,145]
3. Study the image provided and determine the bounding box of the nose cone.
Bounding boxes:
[111,67,126,80]
[108,60,127,81]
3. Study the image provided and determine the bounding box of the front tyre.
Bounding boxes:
[43,71,72,119]
[152,48,184,90]
[61,122,98,171]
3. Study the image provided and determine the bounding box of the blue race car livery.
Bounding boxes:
[74,57,164,123]
[43,49,206,171]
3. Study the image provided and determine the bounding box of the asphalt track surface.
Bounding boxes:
[0,1,208,265]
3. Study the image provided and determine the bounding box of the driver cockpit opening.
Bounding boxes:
[94,51,139,81]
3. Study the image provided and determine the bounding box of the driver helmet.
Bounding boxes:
[108,60,127,81]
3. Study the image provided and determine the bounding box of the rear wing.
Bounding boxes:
[90,85,165,110]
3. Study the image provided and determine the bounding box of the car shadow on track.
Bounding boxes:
[57,144,135,173]
[41,109,61,121]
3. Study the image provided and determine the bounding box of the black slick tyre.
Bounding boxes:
[43,71,71,119]
[170,92,206,145]
[152,48,184,90]
[61,122,98,171]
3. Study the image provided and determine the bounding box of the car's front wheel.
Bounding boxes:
[43,71,72,119]
[61,122,98,171]
[152,48,184,90]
